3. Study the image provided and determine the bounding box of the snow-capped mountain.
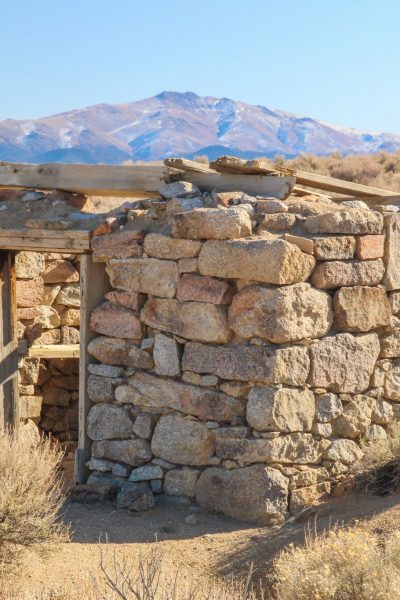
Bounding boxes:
[1,91,400,164]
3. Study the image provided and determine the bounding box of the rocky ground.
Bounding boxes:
[20,489,400,593]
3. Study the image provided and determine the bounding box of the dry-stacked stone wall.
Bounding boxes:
[16,251,80,445]
[85,181,400,523]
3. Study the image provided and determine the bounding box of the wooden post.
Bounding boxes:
[77,254,110,483]
[0,251,18,429]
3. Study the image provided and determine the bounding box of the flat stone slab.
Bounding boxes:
[116,372,244,421]
[182,342,310,386]
[172,207,252,240]
[305,209,383,235]
[309,332,380,393]
[198,239,315,285]
[228,283,332,343]
[106,258,179,298]
[141,297,232,343]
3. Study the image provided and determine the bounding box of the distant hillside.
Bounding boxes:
[1,91,400,164]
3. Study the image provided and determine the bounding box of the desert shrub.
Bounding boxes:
[272,526,400,599]
[275,151,400,192]
[92,547,264,600]
[0,428,69,572]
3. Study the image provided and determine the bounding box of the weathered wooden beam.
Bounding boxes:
[210,156,282,175]
[0,228,90,239]
[292,186,332,198]
[77,255,110,484]
[209,156,395,198]
[0,229,92,253]
[27,344,80,359]
[331,194,400,205]
[293,171,394,198]
[165,157,294,198]
[0,252,18,429]
[183,171,295,199]
[0,162,172,197]
[164,158,215,174]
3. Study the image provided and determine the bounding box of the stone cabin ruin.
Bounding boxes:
[1,156,400,524]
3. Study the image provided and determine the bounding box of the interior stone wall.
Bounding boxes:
[81,183,400,523]
[16,251,80,448]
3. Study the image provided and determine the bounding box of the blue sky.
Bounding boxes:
[1,0,399,133]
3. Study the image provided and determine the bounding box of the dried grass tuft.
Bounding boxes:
[272,526,400,600]
[280,151,400,191]
[0,428,69,573]
[336,422,400,496]
[92,546,265,600]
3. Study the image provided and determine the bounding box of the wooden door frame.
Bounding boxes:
[77,253,110,483]
[0,251,18,429]
[0,246,110,486]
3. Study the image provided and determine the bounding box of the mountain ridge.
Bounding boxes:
[1,91,400,164]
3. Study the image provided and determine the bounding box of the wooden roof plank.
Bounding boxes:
[164,158,215,174]
[1,158,392,202]
[292,186,331,198]
[209,156,394,198]
[293,171,394,198]
[0,162,172,197]
[210,156,282,175]
[330,194,400,204]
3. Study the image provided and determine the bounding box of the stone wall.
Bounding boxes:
[84,182,400,523]
[17,251,80,446]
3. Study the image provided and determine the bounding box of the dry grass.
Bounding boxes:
[275,151,400,192]
[0,429,69,574]
[12,527,400,599]
[3,548,266,600]
[272,425,400,598]
[272,526,400,600]
[94,550,265,600]
[335,423,400,496]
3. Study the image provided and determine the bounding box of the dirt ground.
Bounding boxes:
[21,487,400,594]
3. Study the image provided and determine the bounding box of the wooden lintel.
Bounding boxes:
[0,228,92,253]
[27,344,80,359]
[0,162,173,197]
[0,228,91,239]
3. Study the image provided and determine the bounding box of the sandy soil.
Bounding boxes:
[21,489,400,594]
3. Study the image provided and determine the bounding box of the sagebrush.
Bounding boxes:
[0,428,69,573]
[273,526,400,599]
